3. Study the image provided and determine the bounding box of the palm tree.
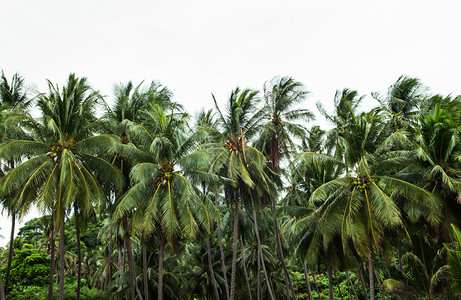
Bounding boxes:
[201,87,276,299]
[0,74,123,300]
[255,76,313,299]
[299,109,439,299]
[0,70,31,296]
[113,104,219,299]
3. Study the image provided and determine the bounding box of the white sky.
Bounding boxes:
[1,0,461,246]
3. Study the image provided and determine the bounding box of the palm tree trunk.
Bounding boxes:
[257,243,261,300]
[207,233,220,300]
[327,266,335,300]
[103,227,113,291]
[143,246,149,300]
[310,266,322,300]
[48,214,56,300]
[214,196,230,300]
[230,201,239,300]
[239,238,252,300]
[345,270,359,300]
[271,196,296,300]
[59,213,66,300]
[368,249,375,300]
[252,204,275,300]
[123,216,137,300]
[4,212,15,295]
[75,213,82,300]
[158,233,165,300]
[0,265,6,300]
[355,258,368,299]
[374,270,386,300]
[303,261,313,300]
[334,271,344,300]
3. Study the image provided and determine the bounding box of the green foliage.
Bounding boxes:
[1,248,49,287]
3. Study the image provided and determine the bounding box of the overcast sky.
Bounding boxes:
[1,0,461,245]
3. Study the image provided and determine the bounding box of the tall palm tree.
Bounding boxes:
[113,104,219,299]
[201,87,275,299]
[0,71,31,296]
[255,76,313,299]
[0,74,123,300]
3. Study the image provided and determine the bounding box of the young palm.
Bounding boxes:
[113,104,219,299]
[0,74,122,300]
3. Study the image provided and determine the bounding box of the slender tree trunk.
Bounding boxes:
[327,266,335,300]
[369,249,375,300]
[334,271,344,300]
[214,196,230,300]
[310,266,322,300]
[252,204,275,300]
[207,233,220,300]
[0,264,6,300]
[4,212,15,295]
[230,201,240,300]
[257,243,261,300]
[303,261,313,300]
[143,245,149,300]
[104,228,113,291]
[158,234,165,300]
[59,214,66,300]
[374,270,386,300]
[48,215,56,300]
[239,238,252,300]
[345,270,359,300]
[123,216,137,300]
[356,258,368,300]
[75,213,82,300]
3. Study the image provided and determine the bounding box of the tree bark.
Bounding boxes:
[103,227,113,291]
[158,234,165,300]
[257,242,261,300]
[327,266,335,300]
[369,249,375,300]
[356,258,368,300]
[310,266,322,300]
[207,233,220,300]
[303,261,313,300]
[143,245,149,300]
[230,201,239,300]
[252,204,275,300]
[239,238,252,300]
[4,212,15,295]
[0,262,6,300]
[123,216,137,300]
[59,213,65,300]
[48,214,56,300]
[214,196,230,300]
[75,213,82,300]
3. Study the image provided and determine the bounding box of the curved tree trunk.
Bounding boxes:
[303,261,313,300]
[310,266,322,300]
[334,271,344,300]
[75,213,82,300]
[207,233,220,300]
[143,246,149,300]
[48,214,56,300]
[230,202,239,300]
[4,212,15,296]
[215,196,230,300]
[239,238,252,300]
[123,216,137,300]
[158,234,165,300]
[252,204,275,300]
[103,227,113,291]
[369,249,375,300]
[327,265,334,300]
[59,214,66,300]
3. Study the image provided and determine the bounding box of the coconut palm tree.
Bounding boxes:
[113,104,219,299]
[0,73,123,300]
[255,76,313,299]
